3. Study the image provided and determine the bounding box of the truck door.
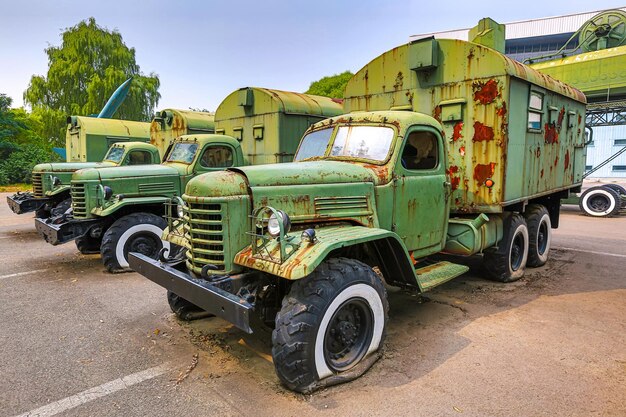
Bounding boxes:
[392,127,449,257]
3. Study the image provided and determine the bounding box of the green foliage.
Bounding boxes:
[305,71,353,99]
[24,17,160,147]
[0,93,57,185]
[0,144,55,185]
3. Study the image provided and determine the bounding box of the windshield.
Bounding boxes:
[167,143,199,164]
[295,125,395,162]
[103,147,125,163]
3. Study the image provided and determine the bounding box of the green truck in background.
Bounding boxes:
[128,37,587,393]
[7,141,161,220]
[35,90,344,272]
[6,109,214,220]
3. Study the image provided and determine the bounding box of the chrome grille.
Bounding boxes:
[71,183,87,218]
[32,173,43,197]
[185,202,225,272]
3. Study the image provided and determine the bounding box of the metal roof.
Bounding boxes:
[410,7,626,41]
[72,116,150,138]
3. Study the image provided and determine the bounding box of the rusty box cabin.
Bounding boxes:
[66,116,151,162]
[343,37,588,215]
[214,87,345,164]
[150,109,216,155]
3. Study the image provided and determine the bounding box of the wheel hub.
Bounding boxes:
[589,195,609,212]
[324,298,373,371]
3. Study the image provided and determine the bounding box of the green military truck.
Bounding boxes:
[129,38,587,393]
[6,110,213,219]
[7,142,161,220]
[35,91,343,272]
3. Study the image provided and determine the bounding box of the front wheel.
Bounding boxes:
[167,291,214,321]
[75,233,102,255]
[101,212,169,273]
[272,258,388,393]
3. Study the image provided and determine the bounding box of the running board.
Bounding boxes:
[415,261,469,292]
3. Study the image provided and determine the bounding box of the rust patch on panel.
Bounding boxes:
[473,79,500,104]
[452,122,464,141]
[564,150,570,170]
[554,155,559,167]
[473,122,494,142]
[496,102,507,117]
[473,163,496,184]
[557,107,565,127]
[540,169,544,178]
[433,105,442,123]
[459,146,465,156]
[545,123,559,144]
[450,176,460,191]
[535,147,541,158]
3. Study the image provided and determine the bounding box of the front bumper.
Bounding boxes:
[7,193,50,215]
[35,217,100,245]
[128,252,253,333]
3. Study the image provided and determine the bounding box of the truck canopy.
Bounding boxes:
[150,109,216,153]
[65,117,151,163]
[214,87,345,164]
[343,38,588,213]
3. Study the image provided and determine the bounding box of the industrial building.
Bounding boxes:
[410,8,626,178]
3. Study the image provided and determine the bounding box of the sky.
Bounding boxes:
[1,0,625,113]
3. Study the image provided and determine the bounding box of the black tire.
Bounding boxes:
[524,204,551,268]
[167,291,214,321]
[483,214,529,282]
[579,186,622,217]
[75,234,102,255]
[272,258,388,393]
[101,212,169,273]
[602,183,626,196]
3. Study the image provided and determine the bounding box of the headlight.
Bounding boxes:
[177,203,184,218]
[103,186,113,200]
[267,210,291,237]
[50,175,61,187]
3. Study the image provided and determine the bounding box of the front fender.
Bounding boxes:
[92,196,170,217]
[234,225,415,281]
[46,185,71,197]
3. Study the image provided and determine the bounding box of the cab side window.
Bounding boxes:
[401,131,438,170]
[127,150,152,165]
[199,146,234,168]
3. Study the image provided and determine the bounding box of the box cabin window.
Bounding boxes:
[528,91,543,131]
[253,125,264,141]
[567,111,576,129]
[233,127,243,141]
[401,131,438,170]
[127,150,152,165]
[200,146,234,168]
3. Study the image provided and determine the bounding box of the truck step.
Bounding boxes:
[415,261,469,292]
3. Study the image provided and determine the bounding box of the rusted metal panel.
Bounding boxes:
[214,87,344,164]
[150,109,215,155]
[343,38,587,213]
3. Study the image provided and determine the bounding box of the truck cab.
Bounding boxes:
[35,134,245,272]
[6,141,161,218]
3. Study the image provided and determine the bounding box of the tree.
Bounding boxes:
[0,94,55,185]
[305,71,353,99]
[24,17,160,146]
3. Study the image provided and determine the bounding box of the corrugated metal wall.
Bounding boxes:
[585,125,626,178]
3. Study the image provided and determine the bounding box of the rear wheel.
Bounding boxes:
[483,214,529,282]
[579,186,622,217]
[602,184,626,208]
[272,258,388,393]
[524,204,551,267]
[101,212,170,273]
